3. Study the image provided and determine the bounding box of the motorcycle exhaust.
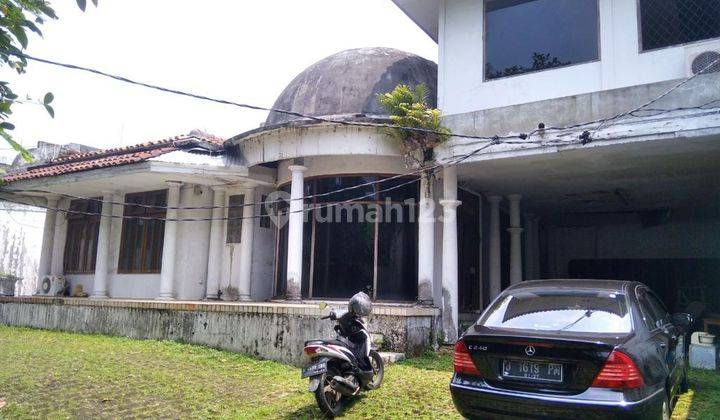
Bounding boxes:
[331,375,360,396]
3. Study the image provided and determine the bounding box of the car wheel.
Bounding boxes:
[680,370,689,393]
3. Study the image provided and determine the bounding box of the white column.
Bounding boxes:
[488,195,502,300]
[37,195,59,291]
[158,181,182,300]
[418,173,435,305]
[286,165,307,300]
[524,213,540,280]
[440,165,461,343]
[238,185,256,301]
[91,192,114,298]
[205,187,225,299]
[507,194,523,285]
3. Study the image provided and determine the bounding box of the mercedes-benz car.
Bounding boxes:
[450,280,690,419]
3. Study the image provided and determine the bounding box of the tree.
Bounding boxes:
[377,84,451,167]
[0,0,96,163]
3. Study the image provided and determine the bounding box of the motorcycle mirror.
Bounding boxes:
[318,302,328,310]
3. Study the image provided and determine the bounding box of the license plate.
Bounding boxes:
[301,361,327,378]
[502,360,563,383]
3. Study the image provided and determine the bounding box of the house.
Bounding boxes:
[2,0,720,356]
[394,0,720,341]
[0,48,441,363]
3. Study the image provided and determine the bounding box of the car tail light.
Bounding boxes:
[591,350,644,389]
[454,340,482,377]
[304,346,320,356]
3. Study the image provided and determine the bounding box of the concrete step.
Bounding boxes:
[378,351,406,364]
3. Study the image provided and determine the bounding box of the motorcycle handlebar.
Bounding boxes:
[320,315,332,320]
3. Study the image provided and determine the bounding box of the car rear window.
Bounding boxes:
[479,290,632,334]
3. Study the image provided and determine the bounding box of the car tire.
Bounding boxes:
[680,370,689,393]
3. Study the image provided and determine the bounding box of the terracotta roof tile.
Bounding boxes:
[2,134,224,183]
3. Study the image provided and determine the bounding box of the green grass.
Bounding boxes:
[0,326,457,419]
[0,326,718,419]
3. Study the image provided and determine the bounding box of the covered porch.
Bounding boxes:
[452,130,720,325]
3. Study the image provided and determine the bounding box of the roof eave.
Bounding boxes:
[392,0,440,43]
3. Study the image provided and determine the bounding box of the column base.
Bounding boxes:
[204,294,219,300]
[238,295,252,302]
[156,294,175,301]
[90,293,108,299]
[417,299,434,307]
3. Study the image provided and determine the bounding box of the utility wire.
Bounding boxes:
[0,54,717,213]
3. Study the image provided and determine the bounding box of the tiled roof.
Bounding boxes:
[2,134,224,183]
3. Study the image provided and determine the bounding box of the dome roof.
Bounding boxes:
[265,47,437,126]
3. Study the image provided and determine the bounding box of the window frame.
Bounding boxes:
[226,194,245,244]
[117,190,167,274]
[63,198,102,274]
[637,0,720,53]
[482,0,602,82]
[272,173,419,302]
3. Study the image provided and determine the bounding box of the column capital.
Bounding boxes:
[165,180,183,188]
[439,199,462,209]
[487,195,503,204]
[288,165,307,173]
[507,194,522,202]
[45,194,61,205]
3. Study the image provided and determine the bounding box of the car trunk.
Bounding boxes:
[462,328,631,395]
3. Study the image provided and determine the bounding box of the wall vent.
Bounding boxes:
[691,50,720,75]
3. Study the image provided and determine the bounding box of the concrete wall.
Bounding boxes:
[0,203,45,295]
[0,297,438,366]
[438,0,720,115]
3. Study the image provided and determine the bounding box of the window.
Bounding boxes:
[63,199,101,273]
[226,194,244,243]
[479,290,632,334]
[259,195,271,229]
[640,0,720,51]
[484,0,599,80]
[274,175,419,301]
[118,190,167,273]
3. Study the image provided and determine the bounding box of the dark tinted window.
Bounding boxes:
[480,290,632,333]
[640,0,720,51]
[226,194,244,243]
[485,0,599,80]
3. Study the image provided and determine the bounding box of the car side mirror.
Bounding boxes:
[672,313,692,328]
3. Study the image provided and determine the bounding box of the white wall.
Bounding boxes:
[438,0,720,115]
[0,203,45,295]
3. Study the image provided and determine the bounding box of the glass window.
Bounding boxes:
[640,0,720,51]
[485,0,599,80]
[118,190,166,273]
[274,175,420,301]
[226,194,244,243]
[63,199,102,273]
[479,290,632,334]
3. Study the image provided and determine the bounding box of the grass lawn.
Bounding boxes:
[0,325,718,419]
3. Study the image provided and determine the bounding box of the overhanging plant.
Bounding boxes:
[378,84,451,168]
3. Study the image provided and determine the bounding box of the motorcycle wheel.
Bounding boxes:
[366,350,384,390]
[314,367,345,418]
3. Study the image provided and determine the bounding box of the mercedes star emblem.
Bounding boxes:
[525,345,536,356]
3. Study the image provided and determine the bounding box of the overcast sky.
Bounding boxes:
[0,0,436,159]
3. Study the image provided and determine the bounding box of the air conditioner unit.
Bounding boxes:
[37,275,66,296]
[685,42,720,77]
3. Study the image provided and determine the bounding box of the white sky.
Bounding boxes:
[1,0,436,157]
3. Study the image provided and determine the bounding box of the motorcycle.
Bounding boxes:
[301,304,384,417]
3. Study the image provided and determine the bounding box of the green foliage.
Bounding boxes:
[0,0,96,163]
[378,84,451,166]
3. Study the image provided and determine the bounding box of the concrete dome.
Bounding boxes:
[265,47,437,126]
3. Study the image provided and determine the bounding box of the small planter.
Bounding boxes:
[0,275,19,297]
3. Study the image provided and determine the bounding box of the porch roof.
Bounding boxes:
[2,132,225,183]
